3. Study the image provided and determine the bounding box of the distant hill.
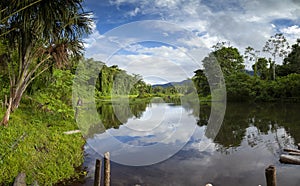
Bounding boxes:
[152,79,193,88]
[245,70,254,76]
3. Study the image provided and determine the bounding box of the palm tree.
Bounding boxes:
[0,0,92,126]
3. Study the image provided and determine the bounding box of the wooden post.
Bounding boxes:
[104,152,110,186]
[265,165,276,186]
[94,159,102,186]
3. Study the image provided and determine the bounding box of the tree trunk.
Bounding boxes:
[11,89,24,112]
[0,81,26,126]
[0,98,12,126]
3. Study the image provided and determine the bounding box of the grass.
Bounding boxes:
[0,102,85,185]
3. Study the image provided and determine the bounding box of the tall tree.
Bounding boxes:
[262,33,290,80]
[244,46,260,77]
[252,57,269,80]
[0,0,92,126]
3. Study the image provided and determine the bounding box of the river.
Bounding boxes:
[73,99,300,186]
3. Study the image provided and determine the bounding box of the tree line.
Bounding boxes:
[192,34,300,102]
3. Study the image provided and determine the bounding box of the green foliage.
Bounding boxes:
[277,39,300,76]
[0,104,85,185]
[34,69,74,118]
[252,57,269,80]
[0,0,93,126]
[93,59,152,97]
[0,65,85,185]
[226,72,254,102]
[192,69,210,96]
[204,46,244,76]
[0,74,9,100]
[225,73,300,102]
[193,39,300,102]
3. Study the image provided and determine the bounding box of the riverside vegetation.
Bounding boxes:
[1,36,299,184]
[1,1,300,185]
[0,0,92,185]
[1,40,300,185]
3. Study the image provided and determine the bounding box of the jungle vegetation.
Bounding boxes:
[192,36,300,102]
[0,1,299,185]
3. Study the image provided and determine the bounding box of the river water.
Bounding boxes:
[74,100,300,186]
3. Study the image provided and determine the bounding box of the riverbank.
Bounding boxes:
[0,101,85,185]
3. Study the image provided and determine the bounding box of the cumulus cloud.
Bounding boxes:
[281,25,300,35]
[84,0,300,81]
[105,45,200,84]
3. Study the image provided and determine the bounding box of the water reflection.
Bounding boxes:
[209,103,300,150]
[88,100,197,166]
[79,102,300,186]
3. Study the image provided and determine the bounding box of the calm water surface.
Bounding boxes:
[75,100,300,186]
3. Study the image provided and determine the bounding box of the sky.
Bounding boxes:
[82,0,300,84]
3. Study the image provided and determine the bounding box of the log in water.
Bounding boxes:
[280,154,300,165]
[283,148,300,153]
[288,151,300,156]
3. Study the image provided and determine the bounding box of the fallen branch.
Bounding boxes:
[63,130,81,135]
[280,154,300,165]
[283,148,300,153]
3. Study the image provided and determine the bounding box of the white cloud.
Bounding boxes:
[128,7,140,17]
[281,25,300,35]
[84,0,300,80]
[83,29,104,49]
[154,0,182,8]
[104,45,200,84]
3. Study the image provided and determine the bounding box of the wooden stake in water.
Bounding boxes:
[94,159,102,186]
[265,165,276,186]
[104,152,110,186]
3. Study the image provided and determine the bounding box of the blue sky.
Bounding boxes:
[82,0,300,84]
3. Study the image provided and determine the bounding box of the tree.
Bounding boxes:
[203,46,244,77]
[262,33,290,80]
[212,41,228,51]
[244,46,260,77]
[192,69,210,96]
[0,0,92,126]
[252,58,269,80]
[277,39,300,76]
